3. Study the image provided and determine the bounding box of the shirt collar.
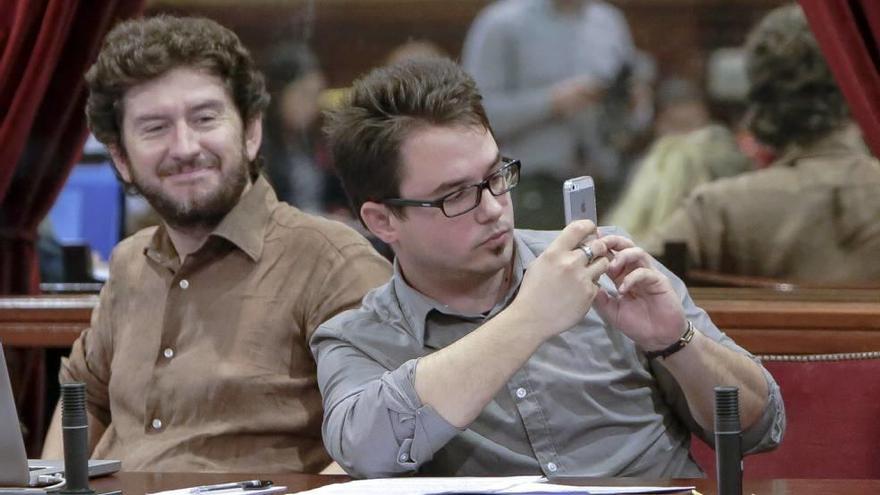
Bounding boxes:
[390,230,531,346]
[210,174,275,262]
[144,174,276,266]
[774,124,868,168]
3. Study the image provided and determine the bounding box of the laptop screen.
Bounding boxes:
[0,342,33,486]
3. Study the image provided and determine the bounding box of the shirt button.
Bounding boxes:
[151,418,163,430]
[398,454,409,462]
[163,348,174,359]
[515,387,527,399]
[178,279,189,289]
[547,462,558,473]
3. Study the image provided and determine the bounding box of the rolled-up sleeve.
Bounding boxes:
[311,324,461,478]
[648,252,786,454]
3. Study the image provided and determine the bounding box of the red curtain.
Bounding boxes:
[0,0,144,295]
[0,0,144,455]
[799,0,880,157]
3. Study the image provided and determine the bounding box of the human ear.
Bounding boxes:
[108,145,132,183]
[360,201,398,244]
[244,116,263,161]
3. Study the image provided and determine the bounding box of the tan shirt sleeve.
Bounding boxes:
[303,237,392,340]
[59,275,115,427]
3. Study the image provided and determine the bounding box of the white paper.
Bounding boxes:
[289,476,694,495]
[497,482,693,494]
[149,485,287,495]
[290,476,542,495]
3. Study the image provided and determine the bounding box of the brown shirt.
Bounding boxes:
[646,128,880,283]
[60,176,391,472]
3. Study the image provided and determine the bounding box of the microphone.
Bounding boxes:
[59,383,95,495]
[714,386,742,495]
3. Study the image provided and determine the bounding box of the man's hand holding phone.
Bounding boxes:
[592,234,687,352]
[512,220,609,339]
[556,176,685,350]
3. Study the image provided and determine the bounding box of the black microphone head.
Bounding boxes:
[61,382,87,427]
[714,386,741,433]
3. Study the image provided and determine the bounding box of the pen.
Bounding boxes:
[188,480,272,494]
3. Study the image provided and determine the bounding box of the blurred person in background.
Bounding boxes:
[645,3,880,284]
[652,78,711,139]
[610,124,751,244]
[262,42,337,213]
[462,0,647,230]
[609,77,748,242]
[386,39,447,65]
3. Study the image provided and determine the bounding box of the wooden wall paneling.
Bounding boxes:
[3,290,880,354]
[694,297,880,355]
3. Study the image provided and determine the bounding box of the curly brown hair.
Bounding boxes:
[85,15,269,151]
[324,57,493,225]
[745,4,849,149]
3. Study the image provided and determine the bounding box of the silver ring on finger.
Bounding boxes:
[578,244,594,264]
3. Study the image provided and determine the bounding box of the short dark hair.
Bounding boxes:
[745,4,849,149]
[324,57,493,224]
[86,15,269,151]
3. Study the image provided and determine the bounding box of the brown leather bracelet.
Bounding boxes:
[644,320,696,360]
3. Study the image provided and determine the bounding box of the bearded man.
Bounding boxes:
[40,15,391,473]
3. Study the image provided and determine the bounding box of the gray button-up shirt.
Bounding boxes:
[310,229,785,479]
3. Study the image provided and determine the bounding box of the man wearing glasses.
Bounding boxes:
[311,58,784,478]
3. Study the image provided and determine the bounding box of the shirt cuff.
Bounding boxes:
[741,365,786,454]
[387,359,463,467]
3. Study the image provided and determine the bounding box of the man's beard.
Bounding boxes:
[129,152,250,231]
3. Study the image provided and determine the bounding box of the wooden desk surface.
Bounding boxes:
[87,471,880,495]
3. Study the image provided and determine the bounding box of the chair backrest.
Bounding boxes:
[691,352,880,479]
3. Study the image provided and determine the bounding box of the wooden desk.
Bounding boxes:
[87,471,880,495]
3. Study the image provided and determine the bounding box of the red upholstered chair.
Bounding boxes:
[691,352,880,479]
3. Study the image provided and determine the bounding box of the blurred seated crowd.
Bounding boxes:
[41,0,880,288]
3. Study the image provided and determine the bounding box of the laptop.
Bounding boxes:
[0,342,120,487]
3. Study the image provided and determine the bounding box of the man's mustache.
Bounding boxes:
[157,155,219,177]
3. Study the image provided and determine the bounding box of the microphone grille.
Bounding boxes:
[61,382,88,426]
[714,386,741,432]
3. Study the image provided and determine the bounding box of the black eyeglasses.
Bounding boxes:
[382,158,521,218]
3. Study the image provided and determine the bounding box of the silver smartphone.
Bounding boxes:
[563,176,597,225]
